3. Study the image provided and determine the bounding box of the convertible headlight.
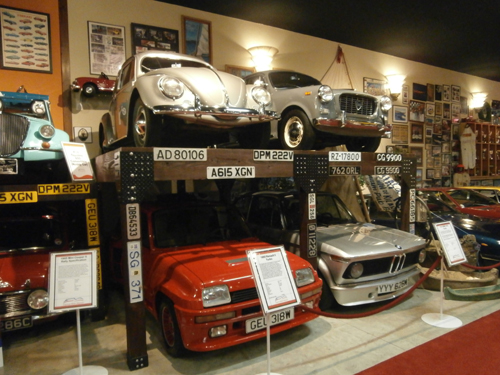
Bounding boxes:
[251,86,271,106]
[202,285,231,307]
[39,124,55,139]
[159,77,184,99]
[380,95,392,112]
[31,100,46,115]
[318,85,333,103]
[27,289,49,310]
[348,263,364,279]
[295,268,315,287]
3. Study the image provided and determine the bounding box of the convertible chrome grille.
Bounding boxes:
[339,94,376,116]
[342,249,422,279]
[0,291,30,318]
[0,113,30,157]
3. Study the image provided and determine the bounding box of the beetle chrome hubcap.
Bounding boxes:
[134,108,147,145]
[284,116,303,147]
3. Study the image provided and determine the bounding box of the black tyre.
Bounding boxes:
[131,97,162,147]
[82,83,97,97]
[344,137,381,152]
[158,298,186,357]
[279,109,315,150]
[237,122,271,149]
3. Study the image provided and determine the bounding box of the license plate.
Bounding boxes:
[0,158,18,174]
[245,308,294,333]
[377,279,408,294]
[0,316,33,332]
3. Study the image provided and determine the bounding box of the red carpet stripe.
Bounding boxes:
[356,309,500,374]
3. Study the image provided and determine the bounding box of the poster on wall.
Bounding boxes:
[131,23,179,55]
[182,16,212,64]
[87,21,125,76]
[0,6,52,73]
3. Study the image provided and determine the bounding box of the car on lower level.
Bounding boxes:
[235,190,426,309]
[460,186,500,204]
[244,70,392,151]
[99,51,278,152]
[71,72,115,97]
[107,195,322,357]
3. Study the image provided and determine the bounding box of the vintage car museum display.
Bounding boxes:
[71,72,115,97]
[99,51,278,152]
[235,190,427,309]
[107,195,322,357]
[244,70,392,151]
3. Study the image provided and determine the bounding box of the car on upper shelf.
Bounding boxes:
[99,51,278,152]
[419,187,500,220]
[234,190,427,309]
[0,89,69,182]
[71,72,115,97]
[106,194,322,357]
[243,70,392,151]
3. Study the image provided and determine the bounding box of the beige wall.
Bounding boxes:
[68,0,500,158]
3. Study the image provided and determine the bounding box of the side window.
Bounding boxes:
[116,61,133,90]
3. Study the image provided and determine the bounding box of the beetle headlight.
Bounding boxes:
[380,95,392,112]
[348,263,364,279]
[27,289,49,310]
[251,86,271,106]
[39,124,55,139]
[159,77,184,99]
[31,100,46,115]
[318,85,333,103]
[295,268,315,287]
[202,285,231,307]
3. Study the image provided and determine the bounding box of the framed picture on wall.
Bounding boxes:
[225,65,255,78]
[443,85,451,101]
[451,85,461,102]
[402,84,409,105]
[409,146,423,166]
[410,123,424,143]
[363,77,388,96]
[392,105,408,123]
[0,6,52,73]
[392,124,408,144]
[131,23,179,55]
[87,21,125,76]
[412,83,427,101]
[182,16,212,64]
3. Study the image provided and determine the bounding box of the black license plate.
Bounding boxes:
[0,316,33,331]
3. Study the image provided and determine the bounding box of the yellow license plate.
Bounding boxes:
[0,191,38,204]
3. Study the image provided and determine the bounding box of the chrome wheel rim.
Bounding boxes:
[161,306,175,348]
[284,116,303,148]
[133,106,147,146]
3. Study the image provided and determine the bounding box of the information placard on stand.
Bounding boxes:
[247,246,301,375]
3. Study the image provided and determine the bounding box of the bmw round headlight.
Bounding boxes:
[251,86,271,106]
[31,100,46,115]
[380,95,392,112]
[202,284,231,307]
[295,268,315,287]
[159,77,184,99]
[27,289,49,310]
[348,263,364,279]
[318,85,333,103]
[39,124,55,139]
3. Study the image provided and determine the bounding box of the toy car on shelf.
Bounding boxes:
[107,195,322,357]
[244,70,392,151]
[235,190,426,309]
[99,51,278,152]
[71,72,115,97]
[0,89,69,182]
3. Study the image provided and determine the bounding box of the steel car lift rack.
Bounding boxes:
[94,147,416,371]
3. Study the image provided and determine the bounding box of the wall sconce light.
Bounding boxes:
[248,46,279,72]
[385,74,406,101]
[471,92,488,109]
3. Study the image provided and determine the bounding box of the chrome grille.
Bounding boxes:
[0,113,30,157]
[339,94,376,116]
[0,291,30,318]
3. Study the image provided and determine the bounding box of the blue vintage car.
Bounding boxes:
[0,90,69,178]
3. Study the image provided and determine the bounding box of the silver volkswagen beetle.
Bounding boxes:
[236,190,426,309]
[244,71,392,151]
[99,51,278,151]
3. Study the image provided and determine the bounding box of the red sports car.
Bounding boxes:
[419,187,500,220]
[71,72,115,97]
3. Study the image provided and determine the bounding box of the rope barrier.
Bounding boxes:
[301,256,442,319]
[461,260,500,271]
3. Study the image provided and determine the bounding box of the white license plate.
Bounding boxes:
[377,279,408,294]
[245,308,294,333]
[0,316,32,331]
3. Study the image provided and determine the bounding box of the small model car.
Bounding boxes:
[0,90,69,180]
[71,72,115,97]
[107,195,322,356]
[419,187,500,220]
[236,190,426,309]
[99,51,278,151]
[244,70,392,151]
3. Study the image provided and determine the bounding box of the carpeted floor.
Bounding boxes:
[356,309,500,374]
